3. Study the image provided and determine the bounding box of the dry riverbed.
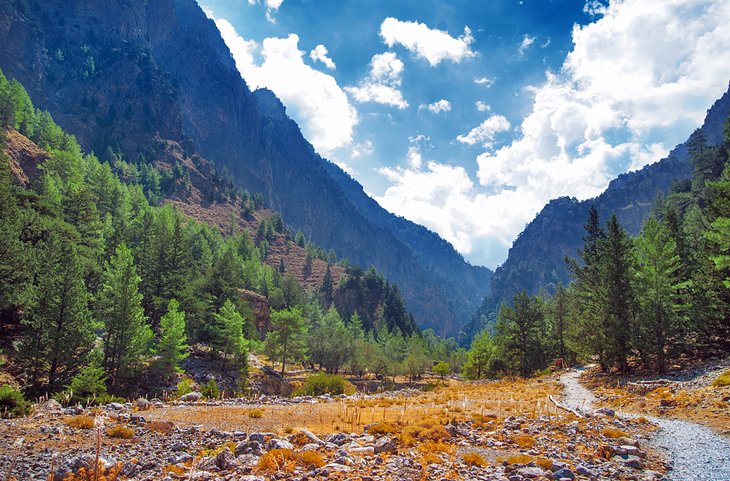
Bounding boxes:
[0,375,668,481]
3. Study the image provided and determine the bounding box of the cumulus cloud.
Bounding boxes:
[475,101,491,112]
[474,76,495,87]
[457,114,511,148]
[380,17,476,66]
[518,34,536,56]
[310,44,336,70]
[345,52,408,109]
[376,0,730,268]
[351,140,374,159]
[212,17,358,155]
[246,0,285,23]
[419,99,452,114]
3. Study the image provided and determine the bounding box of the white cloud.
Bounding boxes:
[475,101,491,112]
[345,52,408,109]
[212,17,358,155]
[457,114,511,148]
[375,0,730,268]
[380,17,476,66]
[246,0,285,23]
[310,44,336,70]
[419,99,451,114]
[351,140,374,159]
[474,76,495,87]
[518,34,536,56]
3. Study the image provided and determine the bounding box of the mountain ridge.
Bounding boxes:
[0,0,491,336]
[469,84,730,335]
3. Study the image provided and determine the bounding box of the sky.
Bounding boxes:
[200,0,730,269]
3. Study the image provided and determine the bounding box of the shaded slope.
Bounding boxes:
[0,0,490,335]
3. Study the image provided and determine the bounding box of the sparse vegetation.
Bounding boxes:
[462,452,487,466]
[257,448,324,472]
[0,384,29,418]
[106,425,135,439]
[64,415,96,429]
[712,369,730,387]
[293,373,355,396]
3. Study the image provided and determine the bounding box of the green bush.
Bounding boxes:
[66,358,108,405]
[176,377,193,398]
[201,379,220,399]
[293,373,355,397]
[0,384,30,418]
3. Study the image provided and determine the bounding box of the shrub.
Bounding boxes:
[176,378,193,398]
[201,379,220,399]
[367,422,399,436]
[248,409,263,418]
[64,415,95,429]
[601,427,628,439]
[0,384,30,418]
[257,448,325,472]
[66,357,107,404]
[712,369,730,387]
[417,440,454,454]
[513,434,536,448]
[106,425,134,439]
[462,452,487,467]
[292,373,355,397]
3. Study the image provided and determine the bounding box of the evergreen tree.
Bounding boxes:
[211,300,249,367]
[266,307,307,375]
[462,329,495,380]
[320,263,334,307]
[155,299,189,376]
[17,234,95,391]
[496,291,545,377]
[601,214,636,373]
[634,218,684,371]
[99,243,152,386]
[552,283,570,361]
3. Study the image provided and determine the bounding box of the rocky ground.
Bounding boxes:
[0,377,667,481]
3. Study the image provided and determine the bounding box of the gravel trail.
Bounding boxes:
[560,369,730,481]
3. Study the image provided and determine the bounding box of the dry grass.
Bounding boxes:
[147,420,175,434]
[58,462,123,481]
[257,448,325,472]
[512,434,536,448]
[64,416,95,430]
[106,425,134,439]
[712,369,730,387]
[462,452,487,467]
[601,427,629,439]
[248,409,264,418]
[499,454,534,465]
[144,376,562,438]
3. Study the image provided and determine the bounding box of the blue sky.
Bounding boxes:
[200,0,730,268]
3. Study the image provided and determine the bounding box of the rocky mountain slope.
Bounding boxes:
[470,85,730,333]
[0,0,491,335]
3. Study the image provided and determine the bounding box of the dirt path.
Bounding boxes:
[560,369,730,481]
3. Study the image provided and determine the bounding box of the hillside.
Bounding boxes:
[0,0,491,336]
[469,85,730,334]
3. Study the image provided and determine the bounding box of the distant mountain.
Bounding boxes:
[0,0,491,335]
[469,85,730,336]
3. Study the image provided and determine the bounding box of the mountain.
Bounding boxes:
[470,85,730,335]
[0,0,491,336]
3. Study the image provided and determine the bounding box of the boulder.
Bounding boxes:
[517,466,545,479]
[374,436,397,454]
[179,392,203,402]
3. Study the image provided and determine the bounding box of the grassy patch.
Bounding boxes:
[712,369,730,387]
[257,448,325,472]
[293,373,356,396]
[106,425,134,439]
[64,415,95,429]
[462,452,487,467]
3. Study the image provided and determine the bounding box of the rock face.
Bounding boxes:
[470,86,730,334]
[0,0,491,336]
[239,289,270,339]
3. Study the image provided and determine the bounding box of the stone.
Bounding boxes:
[196,456,217,472]
[54,455,117,481]
[373,436,397,454]
[576,465,595,477]
[235,440,262,456]
[135,398,152,410]
[553,467,575,480]
[517,467,545,479]
[622,455,643,469]
[215,447,238,470]
[267,438,294,450]
[596,407,615,417]
[108,402,125,411]
[40,399,63,412]
[236,454,260,467]
[616,437,640,448]
[179,392,203,402]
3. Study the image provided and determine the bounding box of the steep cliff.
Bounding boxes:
[0,0,491,335]
[469,85,730,335]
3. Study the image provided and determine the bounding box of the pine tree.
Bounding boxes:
[462,329,495,380]
[266,307,307,375]
[211,300,249,367]
[496,291,545,378]
[552,283,569,361]
[320,263,334,307]
[601,214,636,373]
[634,218,684,371]
[99,243,152,386]
[156,299,189,376]
[17,234,95,391]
